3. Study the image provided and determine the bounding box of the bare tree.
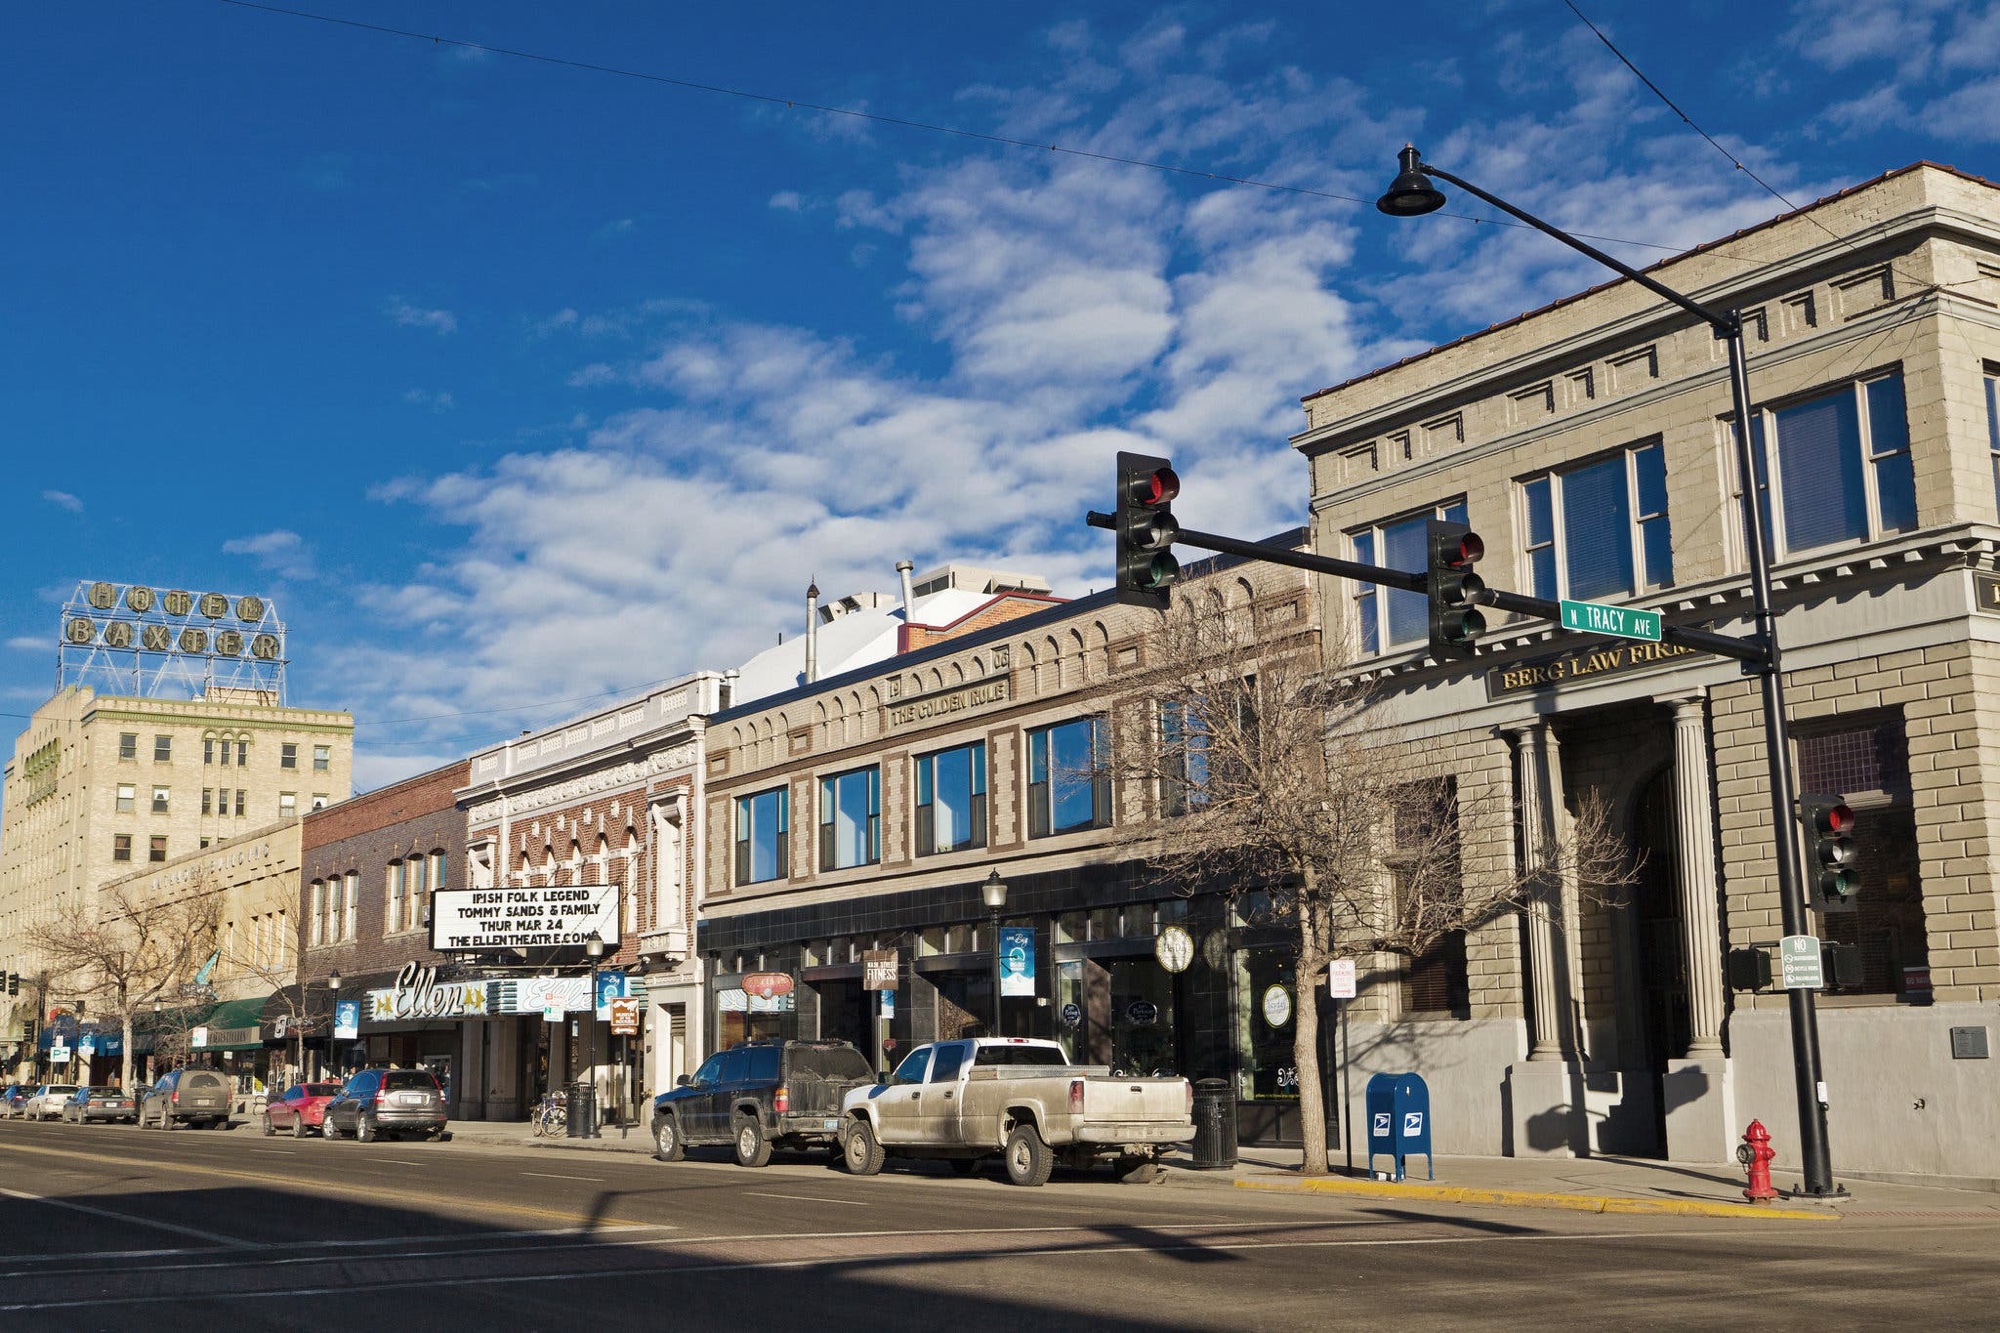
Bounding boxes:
[1117,593,1634,1174]
[26,885,220,1093]
[229,907,323,1089]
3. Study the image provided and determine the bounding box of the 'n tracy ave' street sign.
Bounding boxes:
[1560,598,1661,643]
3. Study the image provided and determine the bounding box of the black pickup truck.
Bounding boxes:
[651,1039,876,1167]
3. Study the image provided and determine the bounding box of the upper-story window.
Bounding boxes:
[1158,701,1210,817]
[1028,716,1111,837]
[115,783,135,814]
[1521,441,1672,603]
[820,766,881,870]
[281,742,298,770]
[735,786,790,885]
[387,860,406,929]
[915,742,986,855]
[313,744,331,772]
[1349,499,1468,655]
[278,792,297,819]
[1747,371,1915,559]
[118,733,137,761]
[153,735,172,762]
[1984,363,2000,516]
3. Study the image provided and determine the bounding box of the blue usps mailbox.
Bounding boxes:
[1364,1072,1433,1181]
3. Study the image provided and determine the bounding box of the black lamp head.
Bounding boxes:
[1376,143,1446,217]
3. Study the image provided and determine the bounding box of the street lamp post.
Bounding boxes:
[982,871,1009,1038]
[327,970,342,1080]
[583,931,604,1139]
[1377,145,1837,1195]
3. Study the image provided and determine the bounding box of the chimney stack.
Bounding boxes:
[805,579,821,684]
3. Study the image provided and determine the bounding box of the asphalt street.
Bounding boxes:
[0,1117,1995,1330]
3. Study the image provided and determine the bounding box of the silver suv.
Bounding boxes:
[324,1069,447,1142]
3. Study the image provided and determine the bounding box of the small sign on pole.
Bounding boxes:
[1779,934,1825,990]
[1328,958,1357,1000]
[1559,598,1662,642]
[608,997,640,1036]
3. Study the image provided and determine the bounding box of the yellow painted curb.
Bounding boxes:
[1234,1176,1837,1222]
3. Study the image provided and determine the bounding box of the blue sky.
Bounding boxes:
[4,0,1997,789]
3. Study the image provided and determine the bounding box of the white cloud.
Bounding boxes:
[41,490,82,513]
[403,388,457,412]
[385,298,458,335]
[222,529,317,580]
[6,636,46,652]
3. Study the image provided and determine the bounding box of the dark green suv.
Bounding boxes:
[651,1040,874,1167]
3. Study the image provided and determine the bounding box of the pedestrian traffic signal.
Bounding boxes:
[1426,520,1485,660]
[1115,450,1180,610]
[1799,794,1858,909]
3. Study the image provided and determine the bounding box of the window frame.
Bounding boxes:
[1027,715,1112,838]
[150,785,170,815]
[1518,440,1672,603]
[734,786,791,886]
[148,835,167,864]
[115,783,135,814]
[153,735,172,763]
[819,765,883,871]
[113,833,132,862]
[313,745,331,772]
[914,742,987,856]
[1741,370,1916,562]
[281,742,298,770]
[1348,498,1470,655]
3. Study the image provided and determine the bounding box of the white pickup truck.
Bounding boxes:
[839,1037,1194,1186]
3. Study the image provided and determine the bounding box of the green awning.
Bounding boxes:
[193,995,275,1052]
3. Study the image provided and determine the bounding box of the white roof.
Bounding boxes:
[730,588,999,706]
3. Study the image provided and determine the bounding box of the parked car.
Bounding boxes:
[0,1085,33,1118]
[839,1037,1195,1186]
[263,1082,342,1138]
[139,1068,232,1129]
[324,1069,447,1142]
[62,1086,136,1124]
[651,1039,876,1167]
[23,1085,81,1121]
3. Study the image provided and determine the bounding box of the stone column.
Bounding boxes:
[1670,696,1727,1054]
[1507,721,1572,1060]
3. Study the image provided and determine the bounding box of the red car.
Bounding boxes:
[263,1082,342,1138]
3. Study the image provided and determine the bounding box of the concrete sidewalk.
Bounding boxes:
[435,1118,2000,1223]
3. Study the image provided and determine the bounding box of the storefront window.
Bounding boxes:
[1236,949,1298,1104]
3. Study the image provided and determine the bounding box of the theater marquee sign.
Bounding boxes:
[886,677,1010,729]
[1486,639,1703,699]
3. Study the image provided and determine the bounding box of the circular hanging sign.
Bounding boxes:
[64,617,96,644]
[235,595,265,622]
[124,585,154,612]
[741,972,794,1000]
[163,589,193,617]
[86,582,117,610]
[1155,924,1194,974]
[1060,1002,1082,1028]
[103,621,133,649]
[1126,1000,1159,1027]
[1261,984,1293,1029]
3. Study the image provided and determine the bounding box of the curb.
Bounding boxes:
[1233,1176,1839,1221]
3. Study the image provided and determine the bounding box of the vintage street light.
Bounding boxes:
[583,931,605,1139]
[327,970,342,1079]
[1377,144,1837,1196]
[982,871,1009,1038]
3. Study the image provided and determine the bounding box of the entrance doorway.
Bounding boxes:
[1628,766,1690,1151]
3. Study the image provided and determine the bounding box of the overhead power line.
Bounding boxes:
[216,0,1696,255]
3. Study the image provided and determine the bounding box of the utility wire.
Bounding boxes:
[217,0,1696,255]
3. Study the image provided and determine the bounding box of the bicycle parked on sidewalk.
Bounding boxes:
[530,1089,568,1138]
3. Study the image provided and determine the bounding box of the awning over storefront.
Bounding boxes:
[194,995,274,1052]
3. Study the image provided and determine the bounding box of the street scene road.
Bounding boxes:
[2,1120,1997,1329]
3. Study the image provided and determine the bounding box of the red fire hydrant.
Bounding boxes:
[1738,1120,1778,1203]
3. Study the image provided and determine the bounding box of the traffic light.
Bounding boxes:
[1115,451,1180,610]
[1799,794,1859,910]
[4,972,14,996]
[1425,519,1486,660]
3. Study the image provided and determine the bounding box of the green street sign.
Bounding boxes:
[1559,598,1661,642]
[1779,934,1824,990]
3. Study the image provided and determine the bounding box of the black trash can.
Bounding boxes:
[567,1079,597,1139]
[1190,1078,1238,1170]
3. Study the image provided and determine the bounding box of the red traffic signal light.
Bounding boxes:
[1426,519,1486,660]
[1113,451,1180,610]
[1799,794,1858,906]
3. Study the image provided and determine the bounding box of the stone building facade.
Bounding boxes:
[1294,163,2000,1181]
[457,674,722,1120]
[698,549,1329,1144]
[0,683,351,1069]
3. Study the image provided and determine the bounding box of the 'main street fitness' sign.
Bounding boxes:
[1486,639,1702,699]
[886,677,1009,729]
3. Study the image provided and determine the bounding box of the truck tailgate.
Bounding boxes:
[1080,1076,1189,1125]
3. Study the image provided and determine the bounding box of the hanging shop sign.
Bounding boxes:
[1155,925,1194,974]
[863,950,899,991]
[609,997,641,1036]
[1261,985,1293,1029]
[1126,1000,1159,1027]
[742,973,795,1001]
[999,927,1036,998]
[368,961,491,1022]
[333,1000,360,1041]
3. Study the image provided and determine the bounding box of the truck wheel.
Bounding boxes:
[1003,1123,1054,1187]
[653,1115,684,1163]
[733,1115,773,1168]
[842,1120,885,1176]
[1113,1155,1163,1185]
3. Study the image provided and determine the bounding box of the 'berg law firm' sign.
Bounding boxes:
[1486,639,1702,700]
[430,884,621,952]
[887,677,1009,729]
